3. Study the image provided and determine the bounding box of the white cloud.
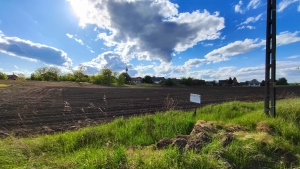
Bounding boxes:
[234,0,262,14]
[287,55,300,59]
[237,25,255,30]
[277,31,300,46]
[14,65,18,69]
[0,31,72,67]
[298,4,300,11]
[204,39,265,63]
[241,13,263,24]
[68,0,225,62]
[278,0,299,12]
[74,38,84,45]
[247,0,261,9]
[235,1,244,13]
[66,33,73,38]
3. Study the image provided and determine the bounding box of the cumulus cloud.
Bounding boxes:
[278,0,299,12]
[68,0,225,62]
[277,31,300,46]
[201,31,300,63]
[204,39,265,63]
[79,51,136,74]
[0,31,72,66]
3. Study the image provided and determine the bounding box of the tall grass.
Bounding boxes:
[0,98,299,168]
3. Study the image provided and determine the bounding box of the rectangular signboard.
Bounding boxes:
[190,93,201,104]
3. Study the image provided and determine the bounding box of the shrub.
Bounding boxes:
[0,72,8,80]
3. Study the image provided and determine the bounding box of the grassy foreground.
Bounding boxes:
[0,98,299,168]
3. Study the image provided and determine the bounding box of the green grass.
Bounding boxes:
[0,84,11,88]
[0,98,299,168]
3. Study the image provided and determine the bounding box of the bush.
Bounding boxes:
[162,78,176,86]
[0,72,8,80]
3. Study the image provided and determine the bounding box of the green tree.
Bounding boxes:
[260,80,265,86]
[277,77,288,85]
[120,72,131,84]
[162,78,176,86]
[73,64,87,82]
[228,77,233,85]
[179,77,193,86]
[34,67,60,81]
[142,75,153,83]
[117,74,125,85]
[100,68,114,85]
[0,72,8,80]
[17,73,26,80]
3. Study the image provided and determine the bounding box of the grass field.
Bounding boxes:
[0,97,299,168]
[0,84,10,88]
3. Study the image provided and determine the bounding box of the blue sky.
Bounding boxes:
[0,0,299,82]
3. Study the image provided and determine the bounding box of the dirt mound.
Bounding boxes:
[156,120,235,152]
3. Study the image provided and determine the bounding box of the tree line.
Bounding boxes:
[0,67,291,86]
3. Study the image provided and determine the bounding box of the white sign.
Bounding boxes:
[190,93,201,104]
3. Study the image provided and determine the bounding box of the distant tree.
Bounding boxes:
[30,73,36,80]
[193,79,206,86]
[142,75,153,83]
[73,64,87,82]
[17,73,26,80]
[251,79,259,83]
[179,77,193,86]
[100,68,114,85]
[0,72,8,80]
[277,77,288,85]
[33,67,60,81]
[120,72,131,84]
[162,78,176,86]
[233,77,238,84]
[116,74,125,85]
[260,80,265,86]
[228,77,233,85]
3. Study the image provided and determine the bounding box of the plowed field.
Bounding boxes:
[0,80,299,137]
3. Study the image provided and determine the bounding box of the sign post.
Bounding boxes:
[190,93,201,116]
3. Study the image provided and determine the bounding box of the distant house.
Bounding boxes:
[152,77,165,84]
[218,80,228,86]
[248,81,260,87]
[131,77,142,84]
[7,73,18,80]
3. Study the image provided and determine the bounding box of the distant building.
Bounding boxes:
[131,77,142,84]
[248,81,260,87]
[218,80,228,86]
[151,77,165,84]
[7,73,18,80]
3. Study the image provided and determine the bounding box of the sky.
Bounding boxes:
[0,0,299,83]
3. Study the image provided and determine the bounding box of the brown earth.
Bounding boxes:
[0,80,299,137]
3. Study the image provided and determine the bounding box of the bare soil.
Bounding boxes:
[0,80,299,137]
